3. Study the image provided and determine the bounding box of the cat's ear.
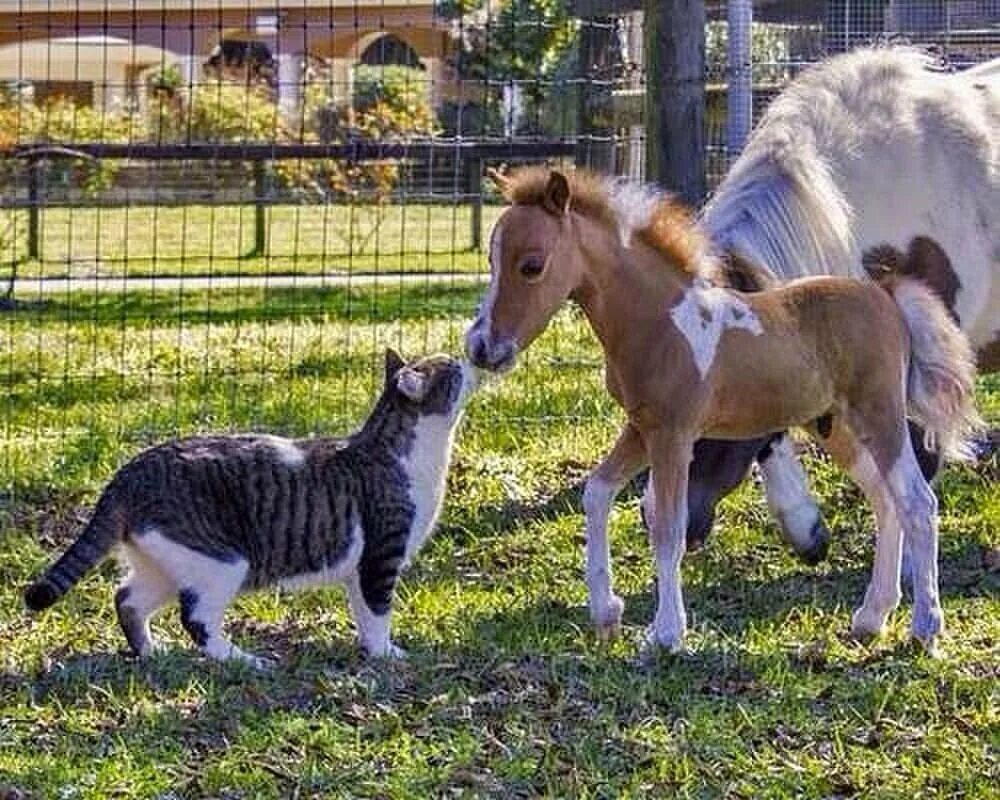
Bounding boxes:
[384,348,406,383]
[396,368,428,402]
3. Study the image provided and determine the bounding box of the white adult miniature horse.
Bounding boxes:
[687,48,998,559]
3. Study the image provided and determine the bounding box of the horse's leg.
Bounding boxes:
[757,435,831,563]
[900,420,942,588]
[819,418,906,642]
[885,436,943,655]
[644,430,694,655]
[683,438,768,549]
[583,423,648,640]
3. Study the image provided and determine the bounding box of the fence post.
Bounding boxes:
[644,0,706,206]
[727,0,753,159]
[576,10,619,173]
[27,158,40,261]
[466,156,482,251]
[252,160,268,257]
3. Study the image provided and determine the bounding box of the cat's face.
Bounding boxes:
[385,351,477,419]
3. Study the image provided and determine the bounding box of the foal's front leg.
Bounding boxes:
[645,431,695,655]
[583,423,648,639]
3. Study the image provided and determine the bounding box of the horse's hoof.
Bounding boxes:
[364,642,408,661]
[596,621,622,643]
[912,634,943,659]
[850,608,886,643]
[247,654,277,671]
[637,626,686,666]
[591,594,625,642]
[797,518,831,566]
[911,606,944,656]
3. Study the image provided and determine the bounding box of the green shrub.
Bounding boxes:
[290,61,438,203]
[149,81,284,144]
[0,95,140,192]
[352,65,430,114]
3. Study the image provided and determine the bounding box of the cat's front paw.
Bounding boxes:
[363,640,407,661]
[246,654,278,671]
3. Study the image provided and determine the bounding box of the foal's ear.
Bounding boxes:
[486,165,511,195]
[384,348,406,382]
[543,171,571,217]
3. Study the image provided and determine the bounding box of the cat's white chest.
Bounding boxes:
[400,414,457,564]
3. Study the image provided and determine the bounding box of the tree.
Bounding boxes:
[443,0,578,135]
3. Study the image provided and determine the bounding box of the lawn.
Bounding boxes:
[0,284,997,798]
[1,204,506,280]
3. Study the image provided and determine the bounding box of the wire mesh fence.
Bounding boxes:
[1,0,997,500]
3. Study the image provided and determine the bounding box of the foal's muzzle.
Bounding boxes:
[465,319,516,373]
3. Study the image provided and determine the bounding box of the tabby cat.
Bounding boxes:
[25,350,475,667]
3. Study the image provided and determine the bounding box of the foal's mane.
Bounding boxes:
[498,165,714,279]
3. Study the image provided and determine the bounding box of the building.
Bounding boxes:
[0,0,455,113]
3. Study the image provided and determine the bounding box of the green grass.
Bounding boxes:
[1,204,506,279]
[0,285,997,798]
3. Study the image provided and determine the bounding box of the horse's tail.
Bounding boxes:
[873,273,982,461]
[24,489,126,612]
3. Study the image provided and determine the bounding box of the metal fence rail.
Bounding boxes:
[1,0,997,497]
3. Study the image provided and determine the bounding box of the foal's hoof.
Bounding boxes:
[850,609,886,643]
[637,632,686,668]
[796,518,831,566]
[591,594,625,642]
[911,608,944,657]
[912,634,942,659]
[596,621,622,643]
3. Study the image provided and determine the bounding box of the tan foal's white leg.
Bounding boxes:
[847,452,904,641]
[886,442,943,653]
[583,424,647,638]
[645,433,694,655]
[821,422,904,641]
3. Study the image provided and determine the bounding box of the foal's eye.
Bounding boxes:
[519,258,544,279]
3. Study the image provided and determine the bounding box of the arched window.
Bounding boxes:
[359,35,424,70]
[203,38,276,85]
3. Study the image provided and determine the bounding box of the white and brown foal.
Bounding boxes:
[466,167,980,657]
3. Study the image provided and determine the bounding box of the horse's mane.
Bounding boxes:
[498,165,714,279]
[701,47,953,281]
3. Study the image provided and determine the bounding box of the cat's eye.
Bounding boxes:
[519,257,545,279]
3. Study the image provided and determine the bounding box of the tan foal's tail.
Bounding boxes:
[871,269,982,461]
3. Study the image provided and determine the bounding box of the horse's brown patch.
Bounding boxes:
[495,165,712,279]
[718,250,776,292]
[862,237,962,321]
[978,335,1000,372]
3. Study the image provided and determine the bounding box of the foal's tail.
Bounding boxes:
[24,490,126,612]
[877,275,982,461]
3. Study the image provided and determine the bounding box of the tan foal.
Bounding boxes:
[466,167,980,657]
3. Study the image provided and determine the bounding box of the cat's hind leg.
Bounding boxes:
[131,528,266,669]
[178,582,271,670]
[115,545,176,657]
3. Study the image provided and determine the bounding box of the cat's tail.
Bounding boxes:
[24,489,127,612]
